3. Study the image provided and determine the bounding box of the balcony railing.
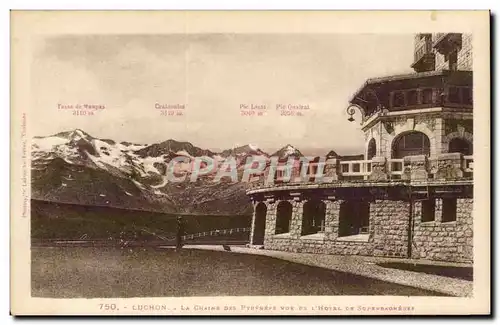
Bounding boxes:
[388,159,404,176]
[339,160,372,177]
[247,153,473,190]
[463,155,473,173]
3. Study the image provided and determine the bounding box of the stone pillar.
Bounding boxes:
[263,200,277,242]
[323,158,339,182]
[457,198,473,261]
[368,156,388,181]
[402,155,429,181]
[328,200,342,240]
[249,202,257,244]
[435,198,443,222]
[322,200,334,240]
[289,200,304,239]
[434,153,464,180]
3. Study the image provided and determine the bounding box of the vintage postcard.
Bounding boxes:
[10,11,490,315]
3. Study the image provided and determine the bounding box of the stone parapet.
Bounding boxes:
[402,155,429,181]
[432,152,464,180]
[368,156,388,181]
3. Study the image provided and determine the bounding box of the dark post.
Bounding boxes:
[176,216,184,250]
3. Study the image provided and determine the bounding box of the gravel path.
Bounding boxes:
[181,245,473,297]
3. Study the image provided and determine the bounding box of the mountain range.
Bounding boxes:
[31,129,361,215]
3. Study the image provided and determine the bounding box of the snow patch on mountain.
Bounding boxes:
[33,136,69,151]
[151,176,169,189]
[175,150,192,157]
[248,143,259,151]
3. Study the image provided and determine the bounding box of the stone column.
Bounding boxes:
[368,156,388,181]
[249,202,257,245]
[264,200,277,240]
[435,198,443,222]
[289,200,304,239]
[323,158,339,182]
[457,198,473,262]
[434,153,464,180]
[328,200,342,240]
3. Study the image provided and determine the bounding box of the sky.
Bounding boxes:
[31,34,415,155]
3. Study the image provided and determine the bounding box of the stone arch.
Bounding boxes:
[391,131,431,159]
[386,122,436,158]
[443,131,473,155]
[251,202,267,245]
[275,201,293,234]
[367,138,377,160]
[448,138,473,155]
[301,200,326,236]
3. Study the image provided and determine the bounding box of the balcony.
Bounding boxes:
[411,37,435,72]
[433,33,462,55]
[246,153,473,192]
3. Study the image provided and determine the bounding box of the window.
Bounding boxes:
[448,87,461,104]
[391,131,431,159]
[393,92,405,108]
[301,200,326,236]
[275,201,292,234]
[367,138,377,160]
[422,88,434,105]
[449,138,473,155]
[442,198,457,222]
[462,87,473,105]
[339,201,370,237]
[407,90,419,106]
[421,199,436,222]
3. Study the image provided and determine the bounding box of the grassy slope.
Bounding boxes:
[31,200,251,240]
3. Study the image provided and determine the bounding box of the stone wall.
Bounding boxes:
[254,194,473,263]
[412,198,473,262]
[370,200,410,258]
[263,199,411,258]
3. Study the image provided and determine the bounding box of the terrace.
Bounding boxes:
[246,152,473,193]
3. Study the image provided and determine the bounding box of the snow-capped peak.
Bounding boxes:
[271,144,302,159]
[248,143,259,151]
[73,129,86,137]
[284,144,296,155]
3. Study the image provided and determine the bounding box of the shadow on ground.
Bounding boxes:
[32,247,449,298]
[377,262,473,281]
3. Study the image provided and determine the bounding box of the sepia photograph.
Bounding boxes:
[10,11,490,315]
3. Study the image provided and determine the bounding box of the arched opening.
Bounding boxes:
[339,200,370,237]
[448,138,473,155]
[391,131,431,159]
[251,202,267,245]
[301,200,326,236]
[367,138,377,160]
[275,201,292,234]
